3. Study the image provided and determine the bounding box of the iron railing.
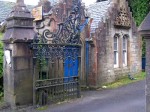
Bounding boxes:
[32,0,82,106]
[35,76,80,105]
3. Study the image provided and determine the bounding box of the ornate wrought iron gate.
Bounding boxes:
[32,0,82,106]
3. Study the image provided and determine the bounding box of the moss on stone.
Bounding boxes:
[103,72,146,89]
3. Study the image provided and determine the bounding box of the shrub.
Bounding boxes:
[0,33,3,78]
[0,33,3,99]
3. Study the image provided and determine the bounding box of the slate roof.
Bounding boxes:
[49,0,60,5]
[139,12,150,32]
[87,1,112,33]
[0,1,34,22]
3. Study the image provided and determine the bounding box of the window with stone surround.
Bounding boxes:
[114,34,129,68]
[114,35,119,68]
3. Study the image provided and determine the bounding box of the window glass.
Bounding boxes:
[114,36,119,68]
[114,51,117,64]
[123,36,127,66]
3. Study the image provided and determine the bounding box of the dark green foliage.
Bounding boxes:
[128,0,149,57]
[0,33,3,78]
[128,0,149,26]
[142,38,146,57]
[0,33,3,99]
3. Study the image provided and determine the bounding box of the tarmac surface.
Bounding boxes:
[1,80,146,112]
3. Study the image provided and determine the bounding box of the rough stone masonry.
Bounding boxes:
[2,0,34,108]
[139,10,150,112]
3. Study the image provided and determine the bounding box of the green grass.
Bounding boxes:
[37,105,48,111]
[103,72,146,89]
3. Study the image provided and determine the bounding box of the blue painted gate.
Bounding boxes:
[64,46,79,81]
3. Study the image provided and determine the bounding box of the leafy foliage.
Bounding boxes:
[142,38,146,57]
[0,33,3,99]
[0,33,3,78]
[128,0,149,26]
[128,0,149,57]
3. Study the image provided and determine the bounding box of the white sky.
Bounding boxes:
[0,0,96,6]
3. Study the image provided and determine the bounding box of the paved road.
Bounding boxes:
[35,80,146,112]
[2,80,146,112]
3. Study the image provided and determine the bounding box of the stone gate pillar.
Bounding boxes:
[139,12,150,112]
[2,0,35,108]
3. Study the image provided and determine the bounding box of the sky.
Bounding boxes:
[1,0,96,6]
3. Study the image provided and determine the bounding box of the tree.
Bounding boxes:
[128,0,149,26]
[128,0,149,57]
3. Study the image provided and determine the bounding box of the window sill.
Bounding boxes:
[114,65,119,68]
[114,67,129,71]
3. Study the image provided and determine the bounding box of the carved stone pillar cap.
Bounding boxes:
[139,12,150,37]
[6,0,32,20]
[2,0,35,42]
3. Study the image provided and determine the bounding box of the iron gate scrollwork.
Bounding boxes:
[32,0,82,106]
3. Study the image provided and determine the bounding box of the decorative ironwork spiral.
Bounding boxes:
[42,29,54,41]
[34,0,82,45]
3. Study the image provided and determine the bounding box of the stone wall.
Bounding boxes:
[146,38,150,112]
[3,43,33,107]
[87,0,141,87]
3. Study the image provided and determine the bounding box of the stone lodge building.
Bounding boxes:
[34,0,141,88]
[86,0,141,87]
